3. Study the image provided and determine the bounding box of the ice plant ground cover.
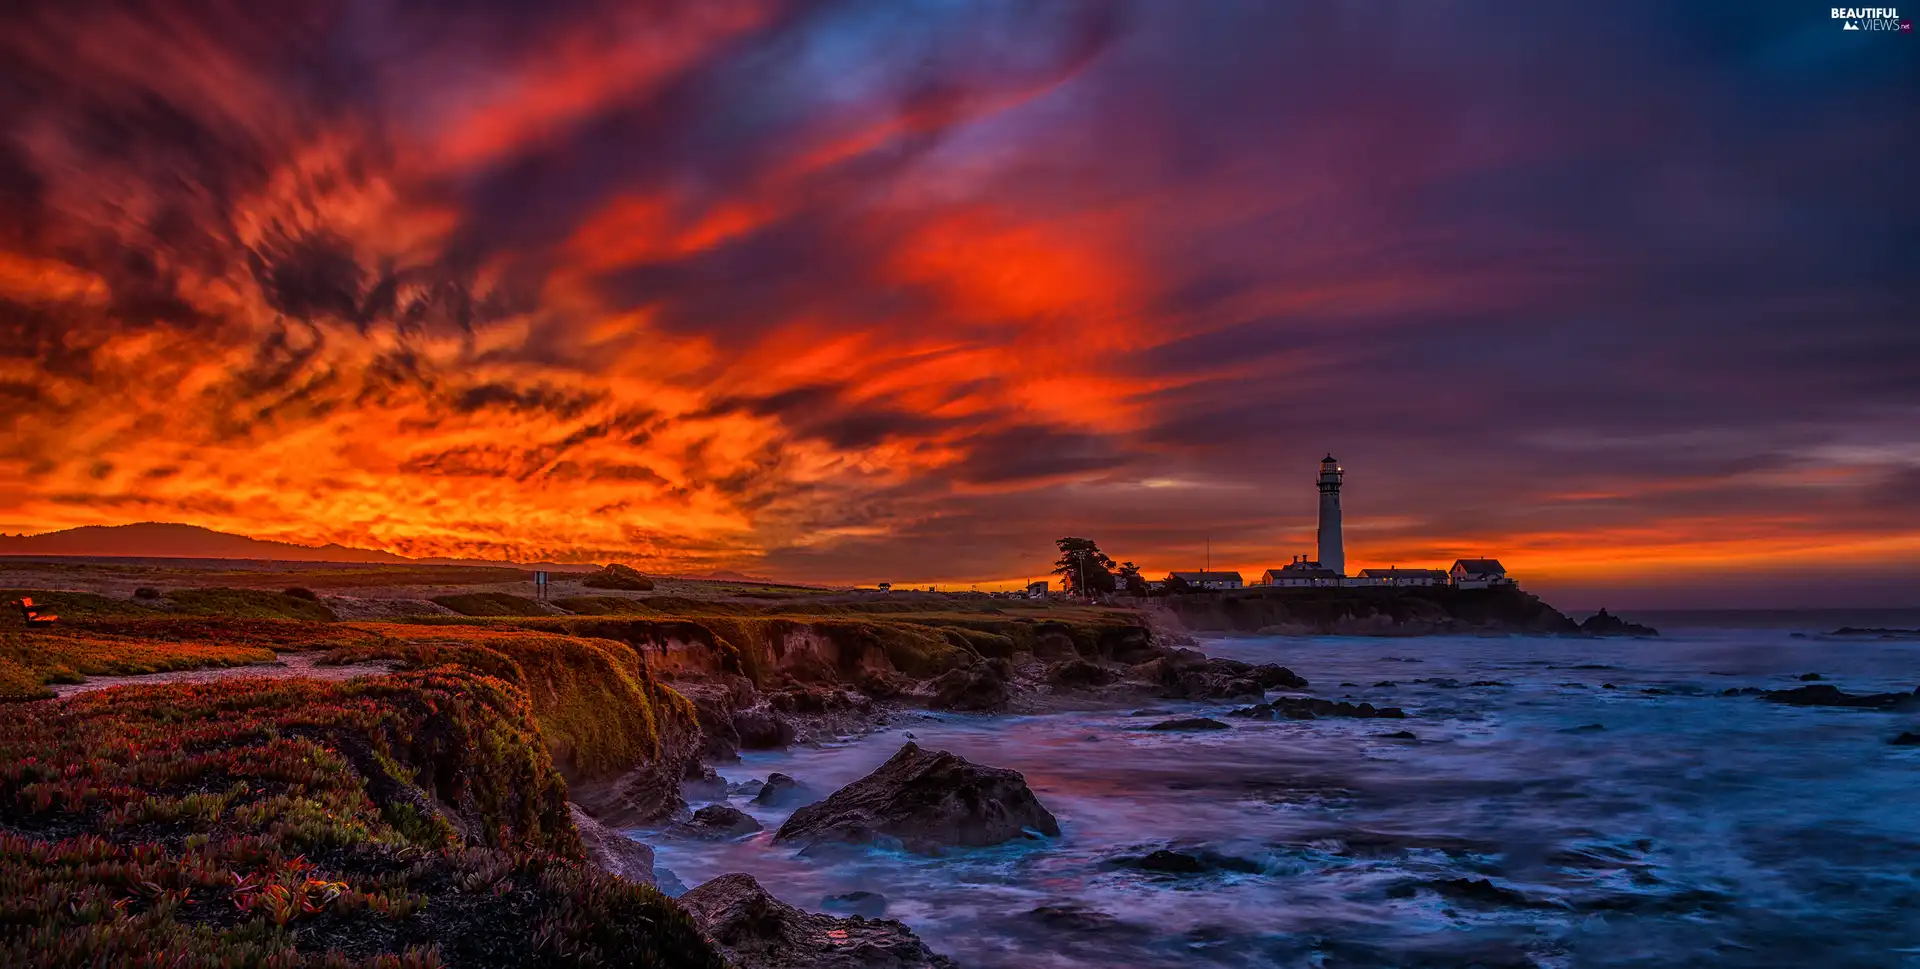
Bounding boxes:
[0,669,723,968]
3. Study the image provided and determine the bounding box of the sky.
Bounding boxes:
[1,1,1916,608]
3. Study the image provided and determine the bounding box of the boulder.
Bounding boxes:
[751,772,808,808]
[679,873,956,969]
[567,804,658,887]
[1142,717,1230,732]
[924,663,1010,711]
[733,706,798,749]
[1891,732,1920,746]
[728,778,767,797]
[1046,658,1117,689]
[1111,847,1263,876]
[1762,684,1920,710]
[683,804,762,839]
[1380,730,1418,740]
[1579,608,1659,637]
[681,762,729,803]
[774,742,1059,854]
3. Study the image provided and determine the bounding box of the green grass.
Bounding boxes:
[319,625,689,781]
[165,587,338,621]
[0,628,276,701]
[429,592,550,617]
[0,670,722,968]
[0,588,159,620]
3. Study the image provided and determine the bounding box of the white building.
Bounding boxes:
[1449,559,1514,589]
[1258,555,1340,587]
[1359,567,1450,588]
[1172,571,1244,590]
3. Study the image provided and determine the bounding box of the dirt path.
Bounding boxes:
[52,652,398,698]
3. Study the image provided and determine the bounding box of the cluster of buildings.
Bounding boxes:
[1166,456,1517,593]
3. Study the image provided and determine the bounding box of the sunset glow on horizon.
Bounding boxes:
[2,2,1915,608]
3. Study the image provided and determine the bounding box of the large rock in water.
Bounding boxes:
[679,873,956,969]
[1762,684,1920,710]
[774,742,1060,854]
[1579,608,1659,637]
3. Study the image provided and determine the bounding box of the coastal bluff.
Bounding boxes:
[1152,586,1585,636]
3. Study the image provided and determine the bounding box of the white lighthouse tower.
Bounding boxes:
[1316,454,1345,576]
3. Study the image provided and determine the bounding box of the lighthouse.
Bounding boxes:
[1316,454,1345,575]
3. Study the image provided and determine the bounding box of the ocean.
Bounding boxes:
[636,627,1920,968]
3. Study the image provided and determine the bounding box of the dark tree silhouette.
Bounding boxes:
[1052,538,1117,596]
[1116,561,1148,597]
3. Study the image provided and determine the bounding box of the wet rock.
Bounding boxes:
[1373,680,1397,688]
[1146,649,1305,700]
[680,873,957,969]
[568,804,658,887]
[924,663,1010,711]
[682,804,762,839]
[1602,683,1618,690]
[1420,677,1463,689]
[1046,658,1117,689]
[1763,684,1920,710]
[1892,732,1920,746]
[821,891,888,918]
[728,778,766,797]
[1579,608,1659,637]
[1229,698,1406,720]
[1126,707,1174,717]
[751,772,808,808]
[774,742,1059,854]
[1470,680,1510,687]
[733,705,798,750]
[681,763,729,803]
[1720,687,1765,697]
[1026,903,1132,933]
[770,686,873,716]
[1339,682,1359,688]
[1143,717,1230,731]
[1390,878,1543,908]
[686,691,744,763]
[1380,730,1419,740]
[1799,672,1824,681]
[1560,723,1607,733]
[1113,848,1264,876]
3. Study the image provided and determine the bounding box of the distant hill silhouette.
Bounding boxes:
[0,523,414,563]
[0,522,785,580]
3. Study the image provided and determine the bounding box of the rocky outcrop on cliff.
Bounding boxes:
[569,803,660,886]
[1159,587,1581,636]
[679,873,957,969]
[1579,609,1659,636]
[775,742,1060,854]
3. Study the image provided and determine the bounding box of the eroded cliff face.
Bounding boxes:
[1155,587,1581,636]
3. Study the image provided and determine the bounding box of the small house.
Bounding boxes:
[1259,555,1340,587]
[1359,567,1450,588]
[1171,571,1244,590]
[1025,580,1049,597]
[1449,559,1513,589]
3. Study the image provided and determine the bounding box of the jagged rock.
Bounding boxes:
[1470,680,1510,687]
[770,687,873,715]
[774,743,1059,854]
[1046,658,1117,689]
[1380,730,1418,740]
[568,804,657,887]
[924,663,1010,711]
[1763,685,1920,710]
[1143,717,1230,731]
[751,773,808,808]
[1580,609,1659,637]
[1229,697,1405,720]
[1892,732,1920,746]
[686,690,744,763]
[1373,680,1397,687]
[733,706,798,749]
[680,873,956,969]
[1144,649,1308,701]
[821,891,888,918]
[1720,687,1764,696]
[682,763,729,803]
[683,804,762,839]
[1799,672,1824,681]
[728,778,766,797]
